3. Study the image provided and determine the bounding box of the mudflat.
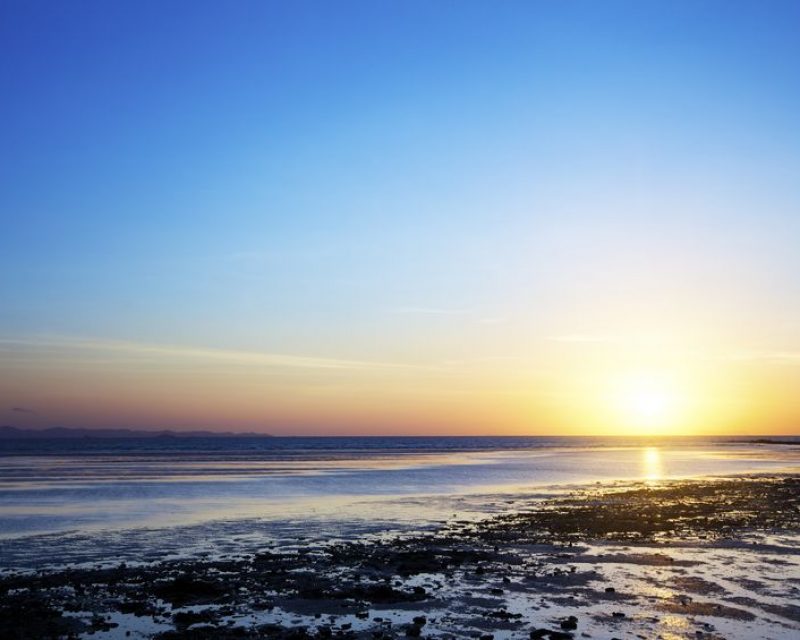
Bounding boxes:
[2,476,798,639]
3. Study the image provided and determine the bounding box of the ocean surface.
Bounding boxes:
[2,435,799,547]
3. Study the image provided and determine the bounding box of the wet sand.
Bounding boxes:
[1,475,798,639]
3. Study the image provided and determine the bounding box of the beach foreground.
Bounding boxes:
[2,475,799,640]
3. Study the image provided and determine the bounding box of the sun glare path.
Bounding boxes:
[642,447,663,484]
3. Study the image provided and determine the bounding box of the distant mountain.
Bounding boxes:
[0,425,272,439]
[747,438,800,445]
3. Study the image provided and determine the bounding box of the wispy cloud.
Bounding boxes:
[442,355,528,367]
[726,350,800,363]
[546,333,622,344]
[478,316,508,325]
[11,406,38,416]
[0,336,433,372]
[390,307,470,316]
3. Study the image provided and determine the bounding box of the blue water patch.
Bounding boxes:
[1,436,798,540]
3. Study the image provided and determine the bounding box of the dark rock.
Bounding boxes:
[173,609,218,627]
[153,575,227,606]
[560,615,578,630]
[0,594,85,638]
[118,599,156,616]
[487,609,522,620]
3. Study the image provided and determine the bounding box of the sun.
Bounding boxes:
[614,371,681,432]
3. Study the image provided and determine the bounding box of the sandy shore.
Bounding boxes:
[1,475,799,639]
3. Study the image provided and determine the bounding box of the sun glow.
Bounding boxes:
[614,371,683,433]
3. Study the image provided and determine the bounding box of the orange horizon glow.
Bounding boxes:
[2,333,798,436]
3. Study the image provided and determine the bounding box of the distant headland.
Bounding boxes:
[0,426,272,439]
[747,437,800,445]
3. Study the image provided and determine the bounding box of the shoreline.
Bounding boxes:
[4,467,799,566]
[3,439,799,546]
[1,474,799,639]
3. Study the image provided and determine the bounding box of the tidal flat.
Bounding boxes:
[1,476,799,640]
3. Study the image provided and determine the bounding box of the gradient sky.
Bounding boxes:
[2,1,800,435]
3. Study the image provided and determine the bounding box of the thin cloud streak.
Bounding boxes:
[11,406,38,416]
[726,350,800,363]
[0,336,439,372]
[390,307,470,315]
[546,334,623,344]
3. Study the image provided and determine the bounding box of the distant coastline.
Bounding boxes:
[0,425,272,439]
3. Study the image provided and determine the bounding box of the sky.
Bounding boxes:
[2,1,800,435]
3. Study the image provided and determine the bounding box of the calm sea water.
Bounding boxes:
[1,435,799,540]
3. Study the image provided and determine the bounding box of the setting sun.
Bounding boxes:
[614,372,683,433]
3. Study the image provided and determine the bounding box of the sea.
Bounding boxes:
[1,435,799,568]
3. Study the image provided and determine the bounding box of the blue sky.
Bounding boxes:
[2,1,800,433]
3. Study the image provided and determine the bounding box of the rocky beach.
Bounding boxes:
[2,475,799,640]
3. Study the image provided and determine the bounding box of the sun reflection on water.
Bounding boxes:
[658,614,693,640]
[642,447,663,484]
